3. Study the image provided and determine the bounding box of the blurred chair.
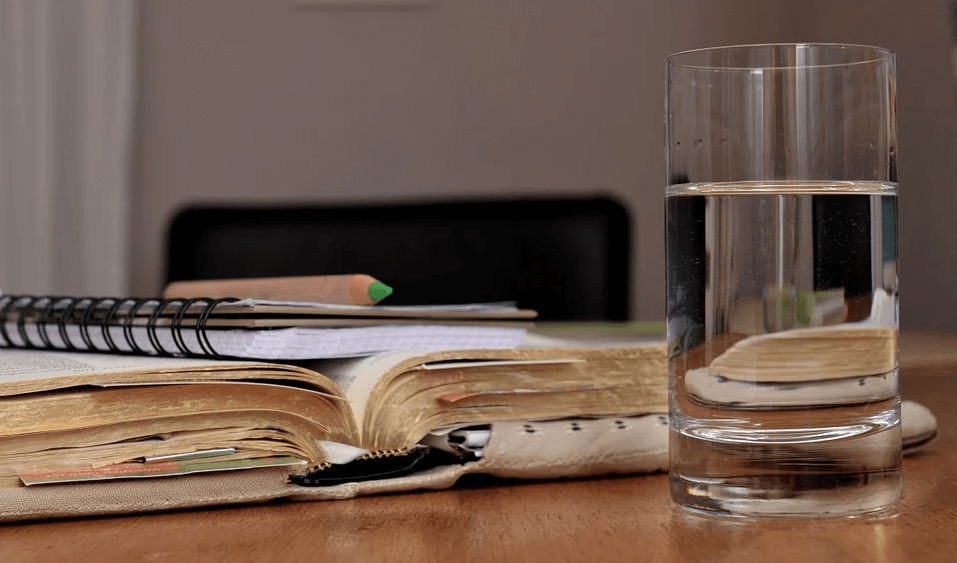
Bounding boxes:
[165,197,630,321]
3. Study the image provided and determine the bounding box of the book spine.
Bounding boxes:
[0,294,237,358]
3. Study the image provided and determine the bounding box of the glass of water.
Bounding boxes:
[665,44,900,518]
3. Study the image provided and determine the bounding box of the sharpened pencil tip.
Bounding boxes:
[367,282,393,302]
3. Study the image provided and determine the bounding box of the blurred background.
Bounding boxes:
[0,0,955,328]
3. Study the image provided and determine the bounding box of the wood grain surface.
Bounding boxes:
[0,335,954,562]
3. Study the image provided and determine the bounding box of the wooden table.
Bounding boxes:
[0,333,954,562]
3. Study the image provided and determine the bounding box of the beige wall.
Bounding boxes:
[132,0,957,328]
[131,0,785,319]
[781,0,957,330]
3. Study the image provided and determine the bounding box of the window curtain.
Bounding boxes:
[950,0,957,94]
[0,0,136,296]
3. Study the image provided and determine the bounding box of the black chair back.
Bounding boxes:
[166,197,630,321]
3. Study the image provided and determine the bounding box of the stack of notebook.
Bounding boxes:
[0,294,536,359]
[0,279,672,521]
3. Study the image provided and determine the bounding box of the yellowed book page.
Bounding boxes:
[0,382,344,437]
[315,351,429,436]
[0,349,340,397]
[0,375,369,487]
[315,351,578,437]
[708,326,897,382]
[315,344,668,446]
[364,346,668,449]
[707,287,898,383]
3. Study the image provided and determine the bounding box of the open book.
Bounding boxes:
[0,344,668,520]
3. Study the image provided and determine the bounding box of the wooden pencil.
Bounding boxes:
[161,274,393,306]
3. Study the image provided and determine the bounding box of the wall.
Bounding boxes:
[782,0,957,330]
[133,1,957,328]
[131,0,786,319]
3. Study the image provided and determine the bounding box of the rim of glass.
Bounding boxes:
[666,43,895,71]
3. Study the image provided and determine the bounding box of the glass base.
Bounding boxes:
[670,470,902,519]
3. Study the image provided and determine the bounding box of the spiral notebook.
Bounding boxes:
[0,294,534,360]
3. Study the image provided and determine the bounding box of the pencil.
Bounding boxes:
[161,274,393,306]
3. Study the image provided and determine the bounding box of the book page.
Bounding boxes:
[706,325,897,382]
[703,288,898,383]
[0,348,342,399]
[0,348,245,383]
[312,351,547,437]
[315,344,669,446]
[314,351,428,433]
[360,346,669,449]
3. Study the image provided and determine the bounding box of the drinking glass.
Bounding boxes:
[665,44,900,518]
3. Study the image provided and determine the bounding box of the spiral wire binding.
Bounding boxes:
[0,294,239,359]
